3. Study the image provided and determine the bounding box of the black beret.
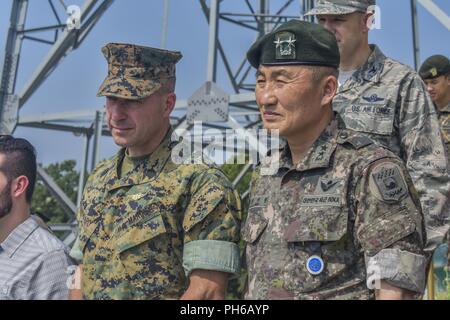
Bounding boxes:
[419,55,450,80]
[247,19,340,69]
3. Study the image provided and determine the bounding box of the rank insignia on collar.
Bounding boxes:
[371,163,408,202]
[274,31,296,60]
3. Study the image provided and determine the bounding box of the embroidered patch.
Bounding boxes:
[319,178,339,192]
[371,163,408,202]
[301,194,341,207]
[274,31,296,60]
[362,94,384,103]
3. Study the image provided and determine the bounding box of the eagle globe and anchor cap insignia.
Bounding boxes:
[274,31,296,60]
[371,163,408,202]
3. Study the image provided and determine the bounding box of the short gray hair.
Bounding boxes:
[307,66,339,83]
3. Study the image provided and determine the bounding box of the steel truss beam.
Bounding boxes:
[18,0,115,112]
[0,0,28,133]
[418,0,450,31]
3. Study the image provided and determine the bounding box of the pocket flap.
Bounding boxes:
[78,219,101,255]
[242,206,268,244]
[284,207,348,242]
[338,103,394,136]
[116,214,167,253]
[357,209,416,255]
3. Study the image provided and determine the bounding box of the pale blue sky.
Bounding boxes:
[0,0,449,168]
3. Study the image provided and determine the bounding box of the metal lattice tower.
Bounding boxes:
[0,0,449,246]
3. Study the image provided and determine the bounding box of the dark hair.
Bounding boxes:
[0,135,37,203]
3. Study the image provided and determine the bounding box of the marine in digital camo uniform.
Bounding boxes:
[72,43,241,299]
[306,0,450,253]
[419,55,450,269]
[243,20,427,300]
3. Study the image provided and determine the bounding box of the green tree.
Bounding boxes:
[31,160,79,224]
[221,162,254,299]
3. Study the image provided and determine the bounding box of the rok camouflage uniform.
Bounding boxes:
[74,43,241,299]
[307,0,450,253]
[440,103,450,268]
[243,119,427,300]
[419,55,450,268]
[438,102,450,162]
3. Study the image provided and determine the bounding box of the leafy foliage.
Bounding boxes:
[31,160,79,224]
[220,162,254,299]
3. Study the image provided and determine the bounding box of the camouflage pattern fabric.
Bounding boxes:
[438,102,450,162]
[77,128,241,299]
[97,43,182,100]
[438,103,450,267]
[305,0,376,16]
[332,45,450,253]
[243,118,427,300]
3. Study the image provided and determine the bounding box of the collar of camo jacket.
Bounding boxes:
[271,117,342,172]
[338,44,386,93]
[104,126,177,191]
[439,101,450,114]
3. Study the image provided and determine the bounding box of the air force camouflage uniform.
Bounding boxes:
[306,0,450,253]
[75,43,241,299]
[244,20,427,300]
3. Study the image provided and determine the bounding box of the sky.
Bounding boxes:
[0,0,449,170]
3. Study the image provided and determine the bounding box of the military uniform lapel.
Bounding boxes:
[337,45,385,95]
[296,120,339,172]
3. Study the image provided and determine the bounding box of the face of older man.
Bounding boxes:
[255,65,330,140]
[105,89,176,156]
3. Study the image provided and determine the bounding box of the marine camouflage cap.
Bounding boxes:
[97,43,182,100]
[305,0,376,16]
[246,19,340,69]
[419,55,450,80]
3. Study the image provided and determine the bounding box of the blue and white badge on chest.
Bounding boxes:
[306,255,325,275]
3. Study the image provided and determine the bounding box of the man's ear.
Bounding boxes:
[321,76,337,108]
[362,12,373,34]
[164,92,176,118]
[12,175,29,200]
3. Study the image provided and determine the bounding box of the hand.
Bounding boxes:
[180,269,229,300]
[68,265,83,300]
[376,280,417,300]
